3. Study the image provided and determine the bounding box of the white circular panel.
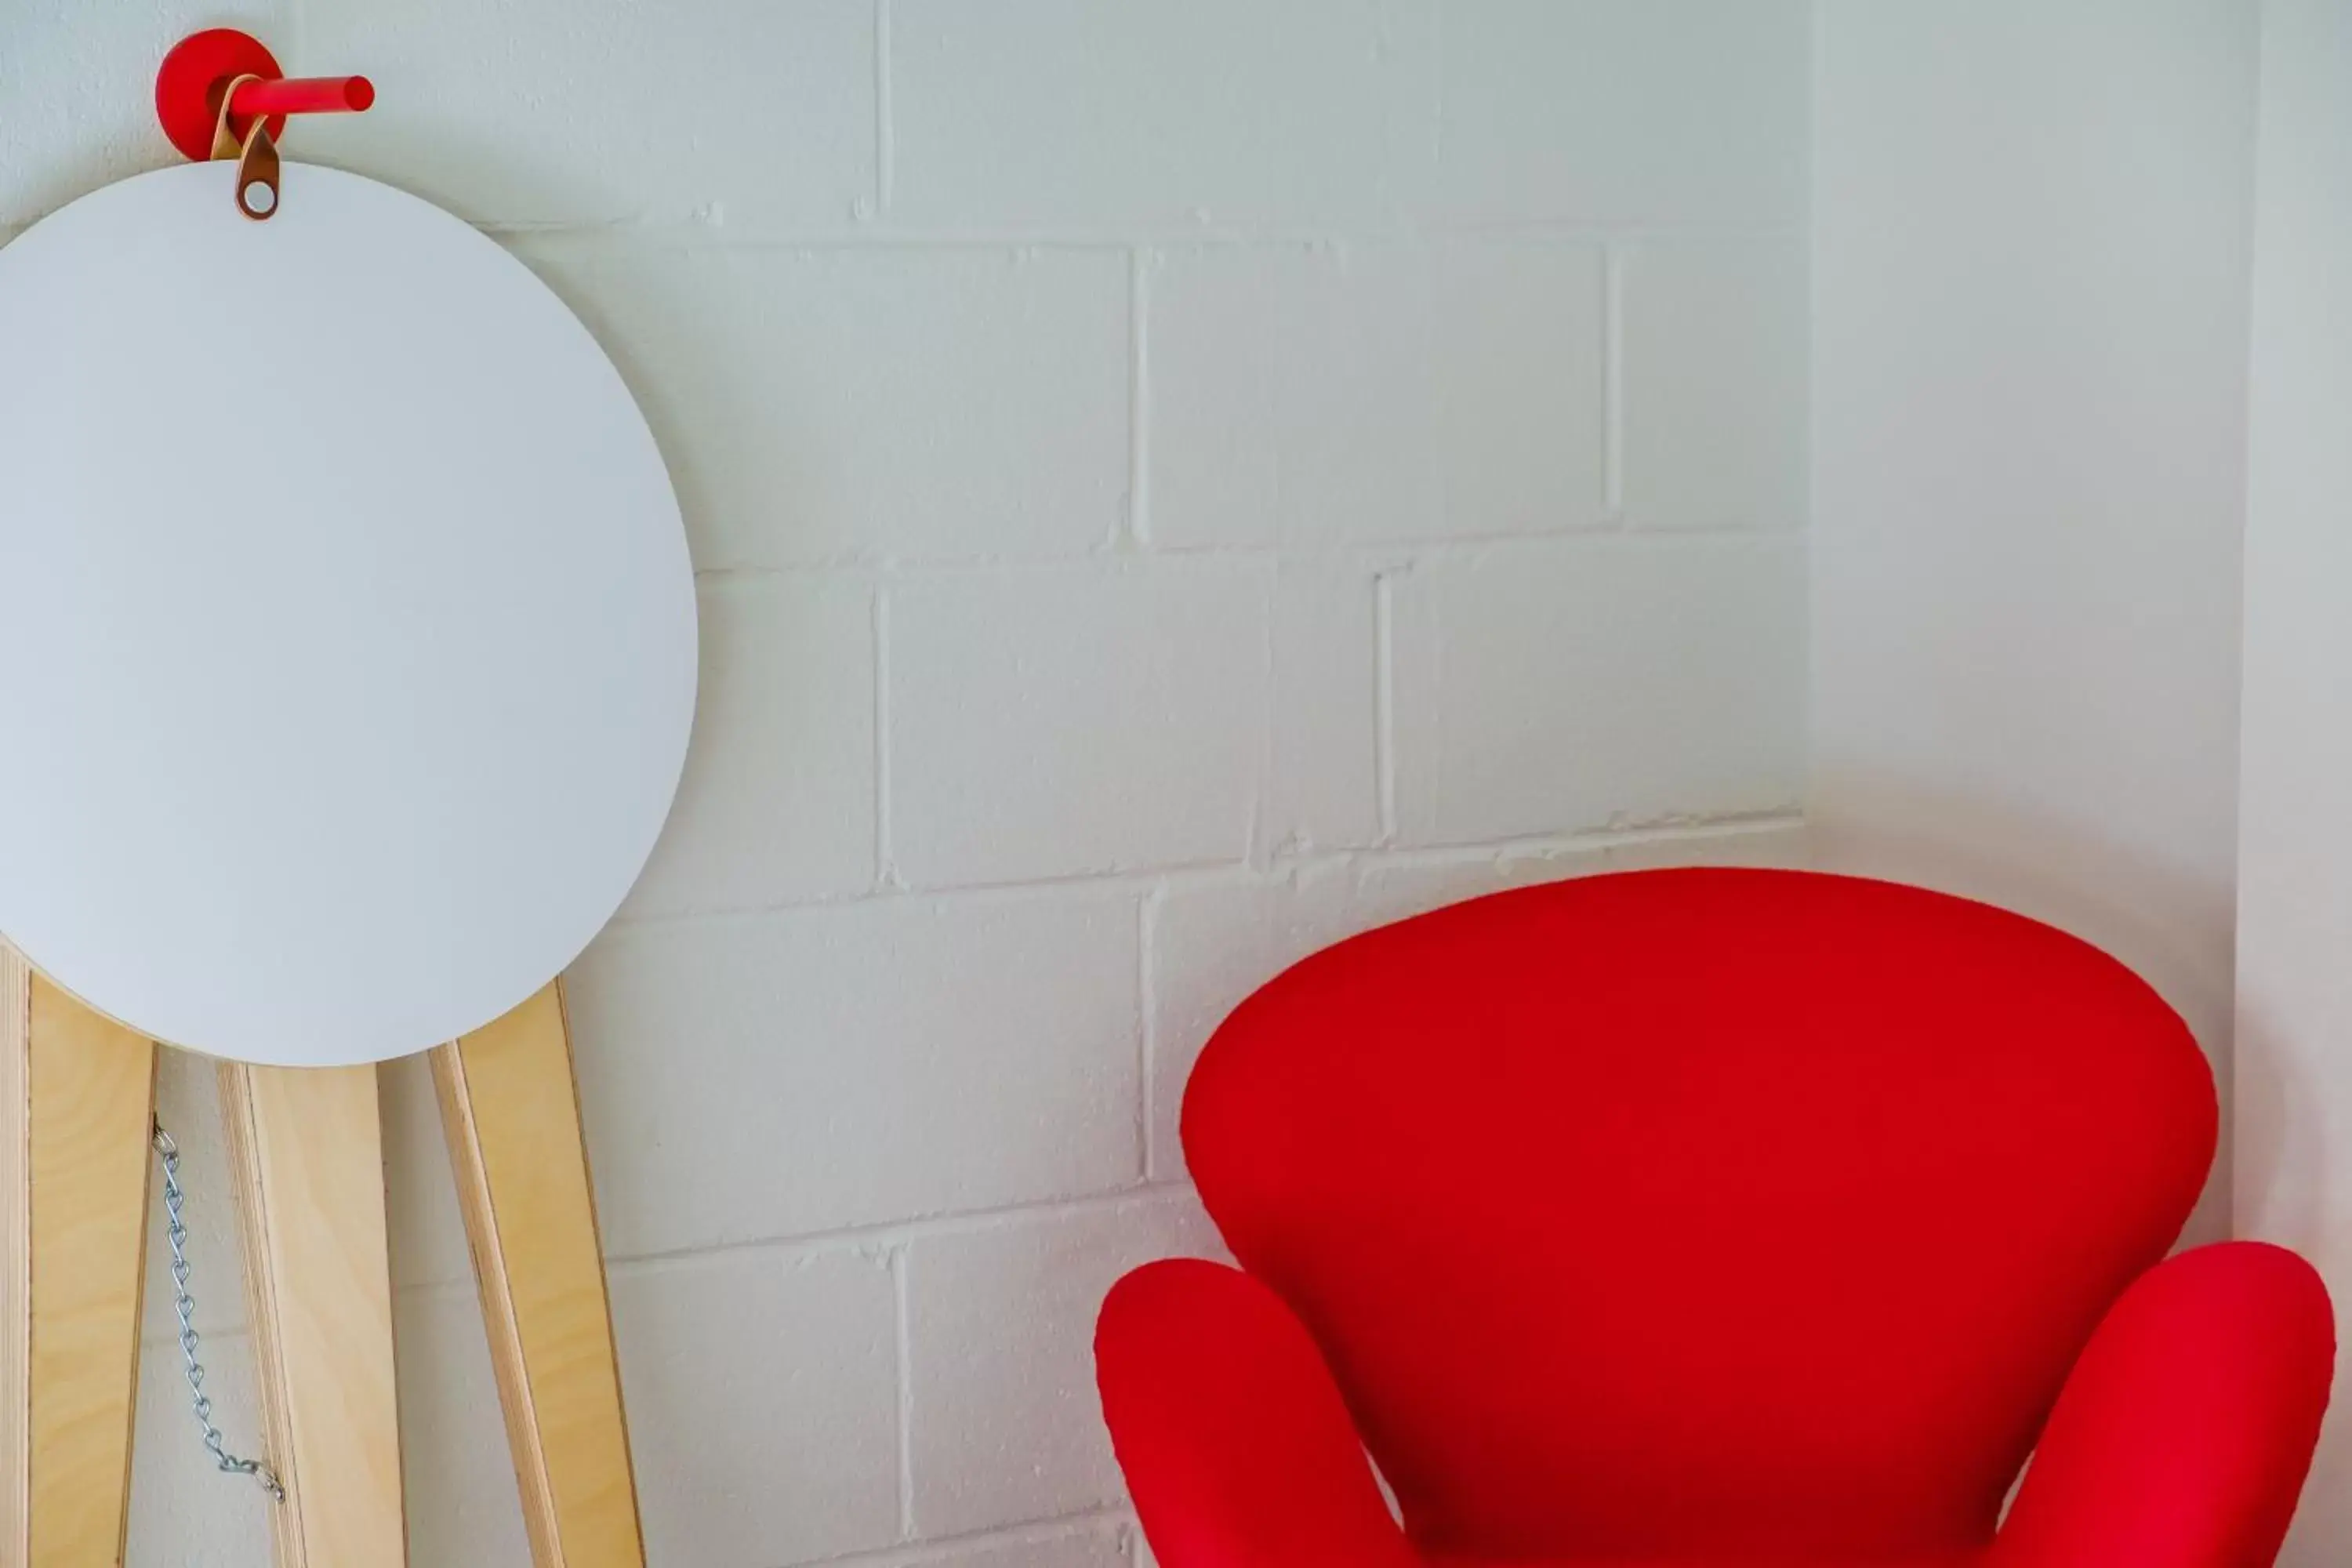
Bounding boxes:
[0,162,697,1065]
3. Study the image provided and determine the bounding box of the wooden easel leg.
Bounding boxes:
[220,1060,406,1568]
[1,946,158,1567]
[433,982,644,1568]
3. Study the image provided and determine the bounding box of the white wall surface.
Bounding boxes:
[0,4,1812,1563]
[1810,1,2259,1235]
[2235,3,2352,1561]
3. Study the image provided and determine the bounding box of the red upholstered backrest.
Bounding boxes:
[1181,869,2216,1563]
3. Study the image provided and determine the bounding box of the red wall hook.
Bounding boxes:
[232,74,377,121]
[155,29,374,164]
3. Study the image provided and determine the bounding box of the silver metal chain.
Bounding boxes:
[151,1121,284,1504]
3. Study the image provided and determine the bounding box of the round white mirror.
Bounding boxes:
[0,162,697,1067]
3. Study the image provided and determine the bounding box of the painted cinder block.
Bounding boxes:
[1621,237,1810,532]
[1391,538,1806,844]
[302,0,877,229]
[1147,241,1605,548]
[888,0,1436,229]
[888,564,1271,887]
[1430,0,1811,226]
[619,576,879,919]
[566,890,1143,1254]
[511,241,1131,570]
[610,1249,901,1564]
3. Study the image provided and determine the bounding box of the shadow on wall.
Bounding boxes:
[2221,996,2342,1567]
[2235,1003,2330,1287]
[1810,768,2239,1247]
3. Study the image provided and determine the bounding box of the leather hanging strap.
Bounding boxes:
[209,72,281,220]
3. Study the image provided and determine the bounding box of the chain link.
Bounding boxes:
[152,1121,285,1504]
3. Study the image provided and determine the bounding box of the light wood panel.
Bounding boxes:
[1,946,158,1567]
[433,982,643,1568]
[220,1062,405,1568]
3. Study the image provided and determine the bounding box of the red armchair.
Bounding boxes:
[1097,869,2333,1567]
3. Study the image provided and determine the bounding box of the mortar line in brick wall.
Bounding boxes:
[586,1185,1210,1280]
[891,1244,917,1539]
[372,1180,1210,1308]
[684,523,1806,586]
[1378,812,1805,863]
[597,815,1806,933]
[597,818,1803,931]
[782,1507,1135,1568]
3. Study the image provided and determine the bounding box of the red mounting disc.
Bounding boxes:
[155,29,288,162]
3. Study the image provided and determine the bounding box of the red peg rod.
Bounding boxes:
[157,32,377,162]
[228,74,376,118]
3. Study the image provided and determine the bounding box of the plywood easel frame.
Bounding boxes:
[1,949,644,1567]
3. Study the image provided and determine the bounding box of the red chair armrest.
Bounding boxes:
[1992,1241,2334,1568]
[1097,1258,1415,1568]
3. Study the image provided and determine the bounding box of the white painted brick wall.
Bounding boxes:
[888,564,1273,886]
[301,0,881,229]
[623,576,880,916]
[887,0,1439,230]
[612,1250,902,1563]
[2,3,1812,1563]
[1147,240,1608,547]
[566,893,1144,1253]
[514,241,1133,568]
[394,1287,537,1565]
[1621,237,1812,532]
[1432,0,1813,225]
[1390,539,1808,845]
